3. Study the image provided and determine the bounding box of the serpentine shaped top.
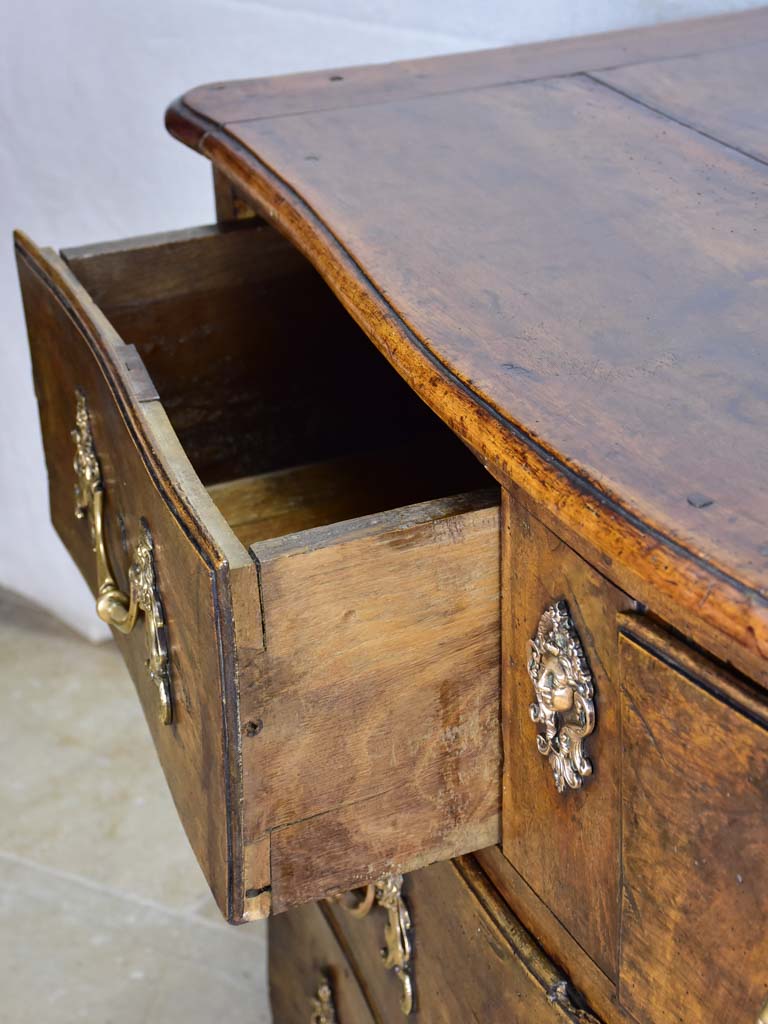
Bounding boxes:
[167,7,768,684]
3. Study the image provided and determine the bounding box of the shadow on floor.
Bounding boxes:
[0,588,270,1023]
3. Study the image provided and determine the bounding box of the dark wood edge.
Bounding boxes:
[14,230,246,922]
[60,219,262,262]
[60,218,309,313]
[617,612,768,729]
[162,106,768,683]
[454,855,605,1022]
[473,846,633,1024]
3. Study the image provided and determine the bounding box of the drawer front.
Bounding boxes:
[15,232,247,920]
[269,902,376,1024]
[618,621,768,1024]
[501,490,635,977]
[499,483,768,1022]
[325,858,603,1022]
[16,222,503,922]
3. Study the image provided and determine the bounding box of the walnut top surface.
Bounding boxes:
[168,7,768,673]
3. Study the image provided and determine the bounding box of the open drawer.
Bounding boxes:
[14,220,501,923]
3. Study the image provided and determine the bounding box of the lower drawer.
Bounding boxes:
[269,901,376,1023]
[15,220,501,923]
[493,484,768,1024]
[617,618,768,1024]
[324,857,603,1022]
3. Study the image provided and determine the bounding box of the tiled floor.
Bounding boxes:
[0,589,270,1023]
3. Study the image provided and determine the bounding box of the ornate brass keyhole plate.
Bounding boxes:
[527,600,595,792]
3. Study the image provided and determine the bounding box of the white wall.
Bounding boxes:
[0,0,761,638]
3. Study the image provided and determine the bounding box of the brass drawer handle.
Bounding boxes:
[334,873,414,1015]
[528,600,594,792]
[310,976,337,1024]
[72,390,172,724]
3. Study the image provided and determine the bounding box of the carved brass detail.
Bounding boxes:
[73,390,172,724]
[310,977,337,1024]
[333,873,414,1015]
[528,600,594,792]
[375,874,414,1016]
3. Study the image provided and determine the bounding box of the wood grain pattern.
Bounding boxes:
[593,40,768,164]
[324,856,599,1022]
[14,231,252,920]
[193,125,768,690]
[166,15,768,684]
[476,845,635,1024]
[269,900,376,1023]
[618,623,768,1024]
[63,221,438,488]
[17,222,506,923]
[502,490,634,976]
[20,36,768,1024]
[225,74,767,599]
[243,491,501,911]
[207,435,488,546]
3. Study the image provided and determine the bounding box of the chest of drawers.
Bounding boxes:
[15,7,768,1021]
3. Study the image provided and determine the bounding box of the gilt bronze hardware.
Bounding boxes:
[376,874,414,1016]
[72,390,172,724]
[310,976,337,1024]
[334,873,414,1015]
[528,600,594,792]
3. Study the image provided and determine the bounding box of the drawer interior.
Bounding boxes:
[54,219,501,920]
[206,437,487,547]
[63,220,490,546]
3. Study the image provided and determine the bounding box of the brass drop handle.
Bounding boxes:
[72,390,172,725]
[331,874,414,1015]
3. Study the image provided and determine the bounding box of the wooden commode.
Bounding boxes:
[15,8,768,1022]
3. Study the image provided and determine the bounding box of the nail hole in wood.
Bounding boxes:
[687,493,714,509]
